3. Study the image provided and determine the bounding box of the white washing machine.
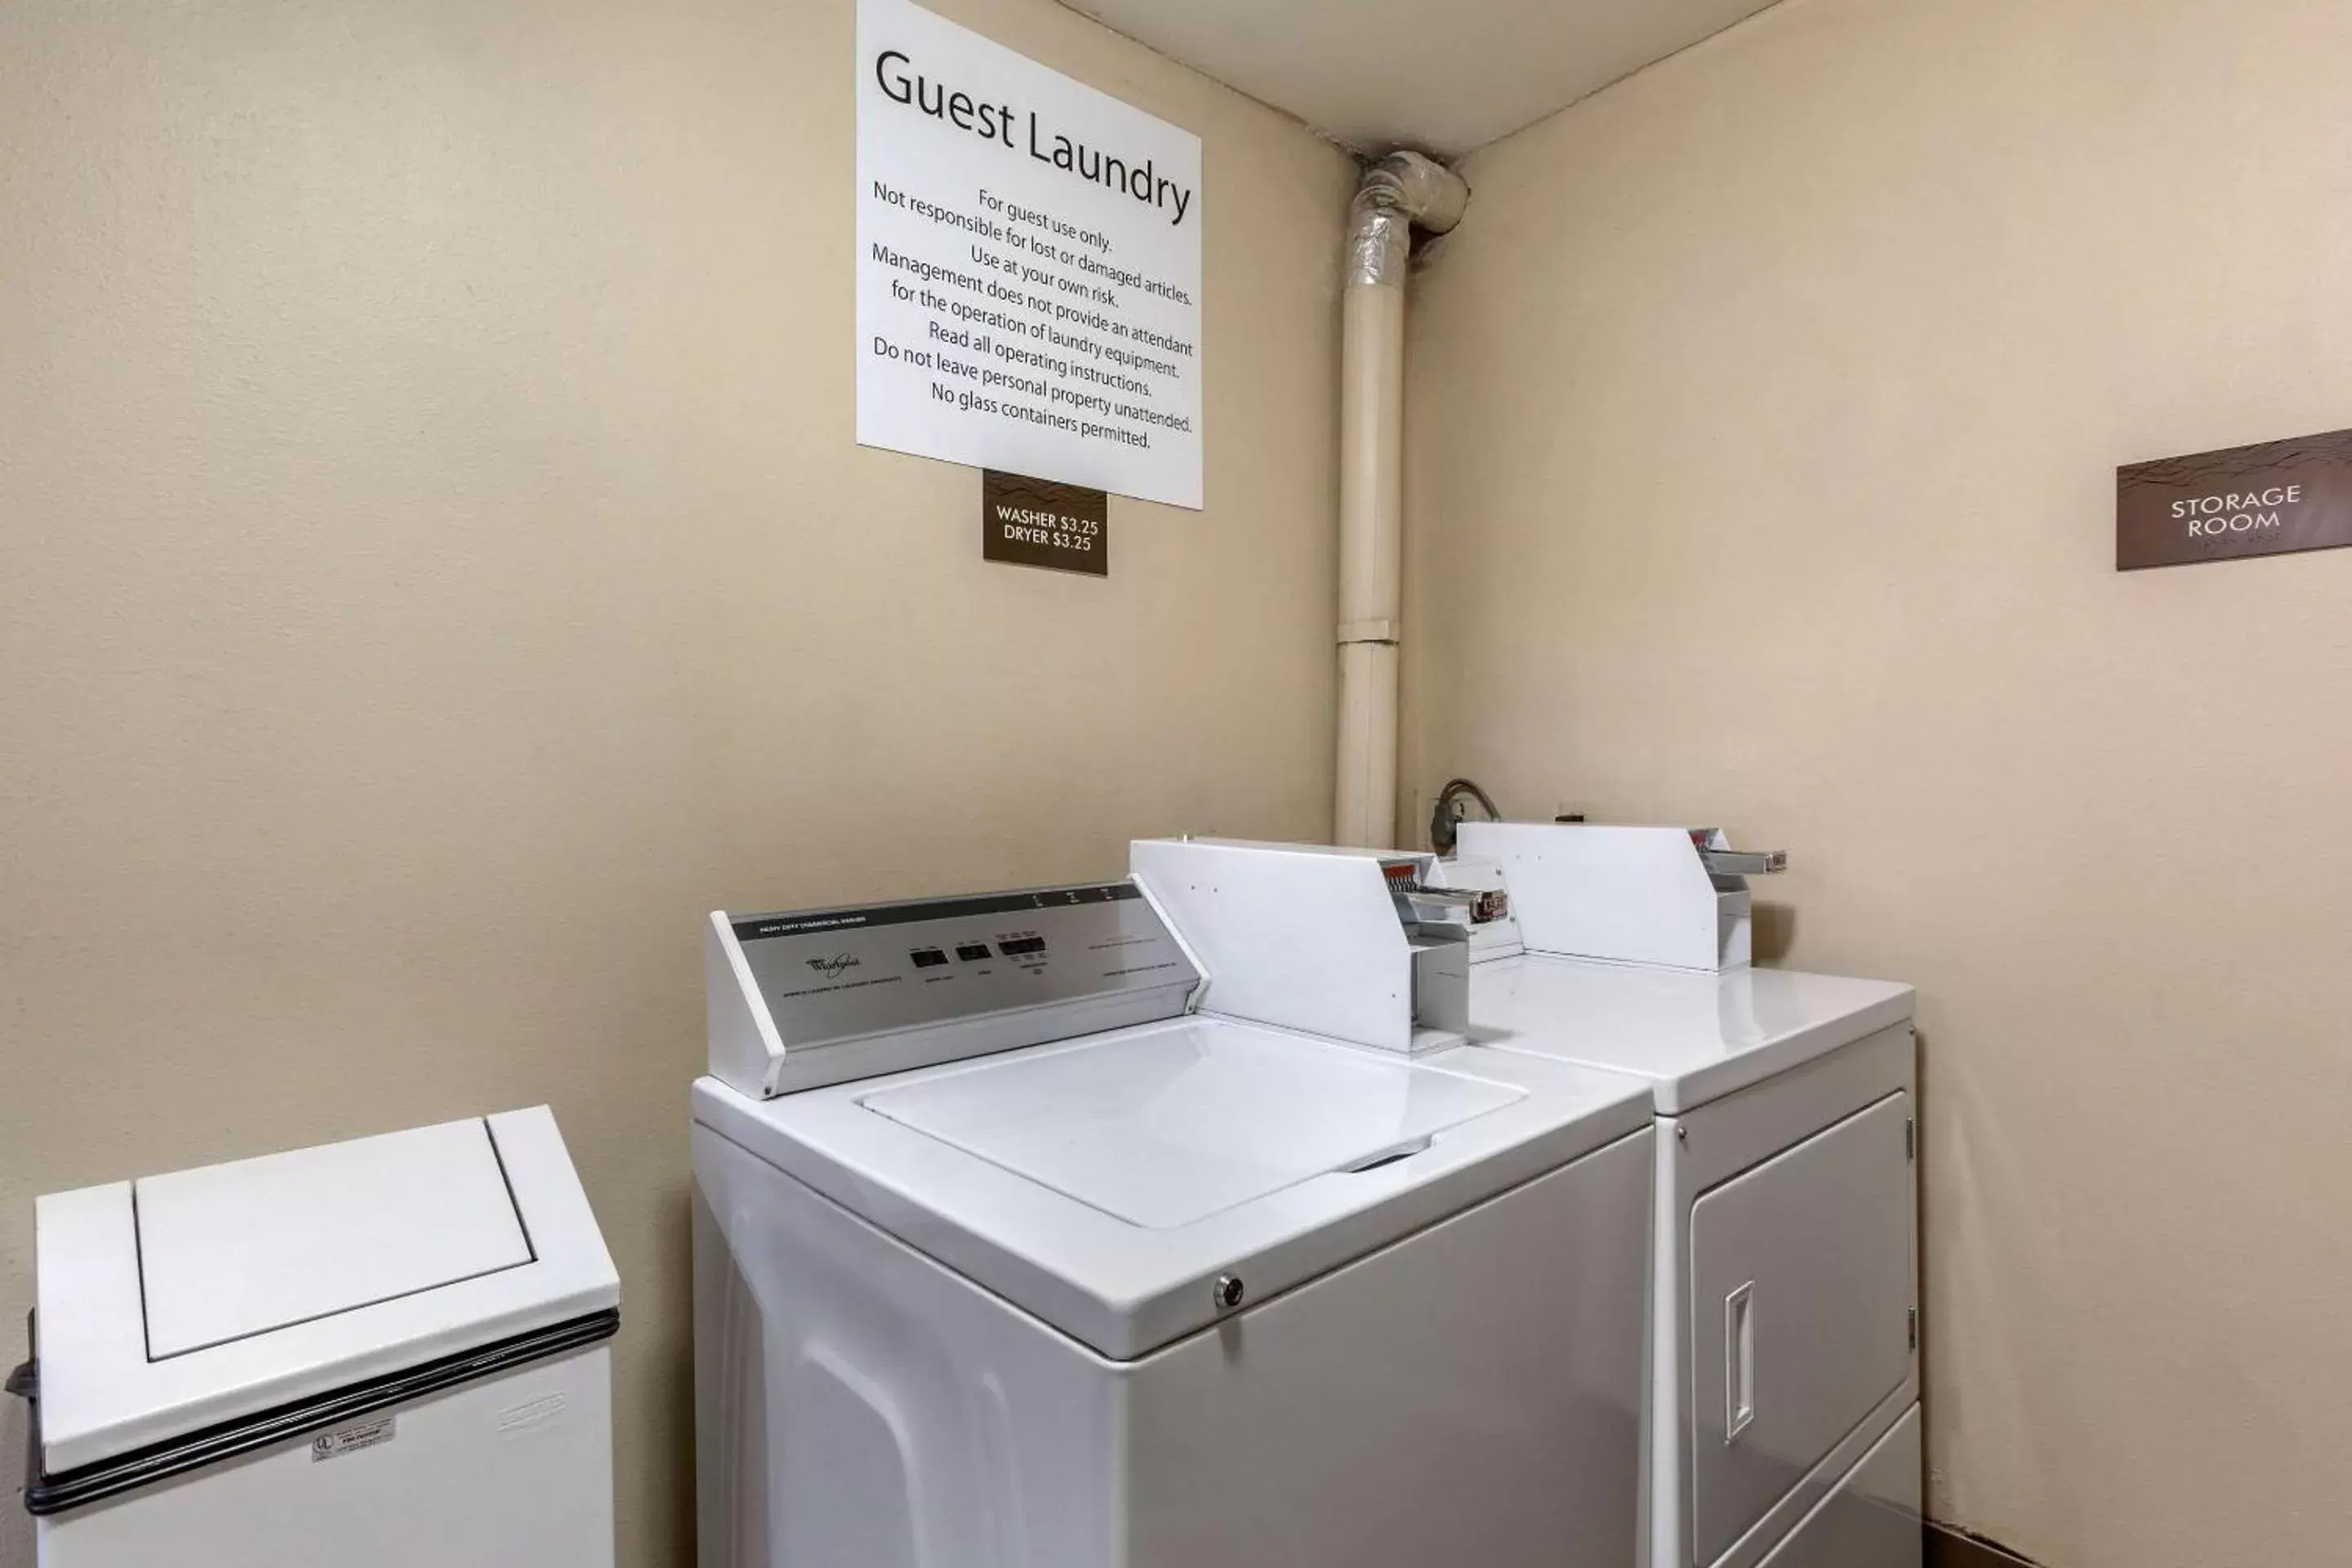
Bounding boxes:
[1444,822,1923,1568]
[693,841,1657,1568]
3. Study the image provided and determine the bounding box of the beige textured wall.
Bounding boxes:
[0,0,1353,1559]
[1401,0,2352,1563]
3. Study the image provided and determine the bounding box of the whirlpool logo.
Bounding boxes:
[805,953,862,979]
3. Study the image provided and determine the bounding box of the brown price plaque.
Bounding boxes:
[2118,426,2352,570]
[982,470,1108,577]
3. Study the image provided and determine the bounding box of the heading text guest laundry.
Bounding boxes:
[874,48,1196,227]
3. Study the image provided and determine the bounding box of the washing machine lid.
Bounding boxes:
[1467,955,1913,1113]
[693,1015,1650,1360]
[32,1107,620,1475]
[861,1022,1522,1228]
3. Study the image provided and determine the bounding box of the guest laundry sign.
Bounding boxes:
[2118,427,2352,569]
[856,0,1204,510]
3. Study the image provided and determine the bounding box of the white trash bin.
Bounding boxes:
[13,1107,619,1568]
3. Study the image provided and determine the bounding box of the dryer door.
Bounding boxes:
[1688,1090,1913,1568]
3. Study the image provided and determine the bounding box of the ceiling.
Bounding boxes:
[1062,0,1784,158]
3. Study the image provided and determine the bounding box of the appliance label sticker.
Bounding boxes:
[310,1415,396,1462]
[856,0,1203,509]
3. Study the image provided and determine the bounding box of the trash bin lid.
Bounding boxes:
[137,1116,534,1358]
[31,1107,618,1477]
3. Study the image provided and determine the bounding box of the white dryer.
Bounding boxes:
[693,844,1656,1568]
[1447,822,1923,1568]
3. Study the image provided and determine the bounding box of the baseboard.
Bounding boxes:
[1927,1521,2042,1568]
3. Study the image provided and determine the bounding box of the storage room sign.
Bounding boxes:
[855,0,1203,509]
[2118,427,2352,570]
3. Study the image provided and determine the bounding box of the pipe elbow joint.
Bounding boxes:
[1346,151,1470,289]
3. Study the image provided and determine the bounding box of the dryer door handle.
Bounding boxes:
[1725,1281,1757,1442]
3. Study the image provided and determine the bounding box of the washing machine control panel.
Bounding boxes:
[729,882,1199,1057]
